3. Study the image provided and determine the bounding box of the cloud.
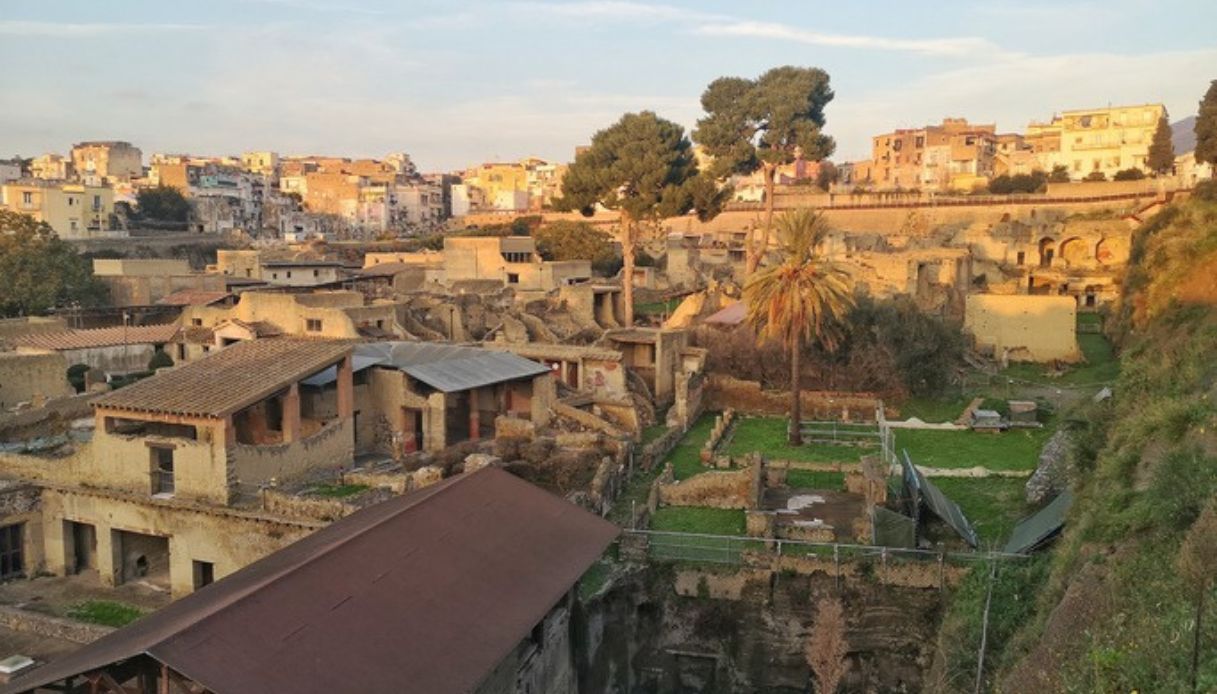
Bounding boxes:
[510,1,724,23]
[0,21,208,37]
[692,20,1001,57]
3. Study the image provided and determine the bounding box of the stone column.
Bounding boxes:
[336,355,354,419]
[281,383,302,443]
[98,527,119,588]
[468,388,480,441]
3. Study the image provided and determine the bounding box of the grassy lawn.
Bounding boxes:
[785,468,846,490]
[896,425,1052,471]
[68,600,145,628]
[640,423,670,446]
[669,415,717,480]
[578,558,614,599]
[929,477,1031,545]
[897,395,972,423]
[309,483,369,498]
[650,506,746,535]
[725,417,872,464]
[1001,333,1118,386]
[633,298,680,316]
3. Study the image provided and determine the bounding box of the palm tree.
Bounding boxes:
[744,209,853,445]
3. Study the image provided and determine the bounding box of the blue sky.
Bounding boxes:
[2,0,1214,171]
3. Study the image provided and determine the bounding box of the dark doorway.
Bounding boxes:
[69,521,97,574]
[193,560,215,590]
[0,524,24,579]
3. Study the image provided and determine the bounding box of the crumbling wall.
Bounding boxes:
[657,466,754,510]
[0,351,73,410]
[704,375,883,420]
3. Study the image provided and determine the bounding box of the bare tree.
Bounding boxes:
[806,597,849,693]
[1178,497,1217,693]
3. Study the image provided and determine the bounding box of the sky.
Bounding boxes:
[1,0,1215,172]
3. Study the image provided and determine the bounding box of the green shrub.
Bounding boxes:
[147,350,174,370]
[66,363,90,393]
[1112,168,1146,181]
[68,601,144,627]
[1083,171,1107,182]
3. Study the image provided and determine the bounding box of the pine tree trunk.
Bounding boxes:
[790,331,802,445]
[746,163,778,276]
[621,213,635,327]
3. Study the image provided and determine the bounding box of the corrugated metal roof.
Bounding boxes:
[1003,490,1071,554]
[0,467,618,694]
[300,354,386,387]
[155,290,232,307]
[93,338,352,418]
[360,342,550,393]
[11,323,179,351]
[902,450,979,548]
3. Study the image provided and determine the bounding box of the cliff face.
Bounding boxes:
[993,192,1217,692]
[577,565,944,693]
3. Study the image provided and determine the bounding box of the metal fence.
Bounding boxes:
[798,420,882,447]
[627,529,1026,568]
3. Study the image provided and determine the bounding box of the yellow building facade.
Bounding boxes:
[1,180,115,239]
[1029,103,1165,179]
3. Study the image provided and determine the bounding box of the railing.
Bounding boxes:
[625,529,1026,567]
[798,420,881,446]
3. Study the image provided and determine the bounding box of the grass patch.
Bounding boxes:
[896,425,1053,472]
[785,468,846,490]
[651,506,746,535]
[725,417,871,464]
[578,558,614,600]
[308,483,369,498]
[640,423,669,446]
[67,600,145,628]
[929,477,1031,545]
[1001,333,1119,386]
[633,298,680,316]
[897,395,971,423]
[668,415,716,480]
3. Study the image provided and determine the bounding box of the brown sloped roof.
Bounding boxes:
[11,323,179,351]
[93,338,351,418]
[1,467,618,694]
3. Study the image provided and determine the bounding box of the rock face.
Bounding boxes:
[1026,429,1073,504]
[577,567,944,693]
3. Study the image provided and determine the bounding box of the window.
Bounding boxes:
[1016,251,1025,266]
[312,269,319,277]
[272,273,279,279]
[306,318,323,332]
[93,195,101,210]
[192,560,215,589]
[0,524,23,579]
[68,197,75,206]
[151,447,175,495]
[507,273,520,284]
[192,318,203,327]
[286,271,293,279]
[21,191,32,205]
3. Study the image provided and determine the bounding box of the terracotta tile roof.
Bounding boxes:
[11,323,179,351]
[155,289,232,307]
[93,338,352,418]
[0,467,618,694]
[483,341,622,362]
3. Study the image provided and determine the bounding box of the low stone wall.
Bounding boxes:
[753,552,967,589]
[700,409,735,462]
[658,466,754,510]
[0,391,101,440]
[673,568,770,600]
[637,427,682,472]
[551,402,627,439]
[344,469,408,494]
[261,488,356,522]
[704,375,884,420]
[0,604,114,645]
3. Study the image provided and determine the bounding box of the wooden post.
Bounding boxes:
[281,382,301,443]
[833,544,840,593]
[336,354,354,419]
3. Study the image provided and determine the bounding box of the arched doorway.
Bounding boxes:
[1038,237,1056,267]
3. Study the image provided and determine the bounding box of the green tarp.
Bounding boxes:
[872,507,917,548]
[902,450,980,548]
[1003,490,1072,554]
